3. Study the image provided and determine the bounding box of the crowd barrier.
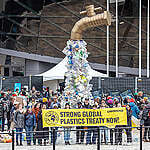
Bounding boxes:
[1,126,150,150]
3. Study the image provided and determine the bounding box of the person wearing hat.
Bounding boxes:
[50,96,61,109]
[129,98,140,119]
[144,97,149,105]
[107,99,114,108]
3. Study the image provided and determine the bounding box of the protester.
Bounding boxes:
[50,96,61,109]
[76,102,84,144]
[0,92,10,131]
[126,104,132,144]
[51,104,59,144]
[32,102,41,145]
[1,85,150,147]
[64,103,71,145]
[37,104,49,146]
[141,102,150,142]
[129,98,140,119]
[83,98,92,145]
[24,105,36,146]
[14,104,24,146]
[115,103,122,145]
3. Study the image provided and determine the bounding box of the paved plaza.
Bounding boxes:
[1,142,150,150]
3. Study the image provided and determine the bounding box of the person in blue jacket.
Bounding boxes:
[24,105,36,146]
[129,98,140,119]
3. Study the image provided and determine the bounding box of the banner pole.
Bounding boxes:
[53,128,56,150]
[97,127,100,150]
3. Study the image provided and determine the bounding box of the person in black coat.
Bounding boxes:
[126,105,132,143]
[76,102,84,144]
[141,103,150,142]
[83,98,92,145]
[36,104,49,146]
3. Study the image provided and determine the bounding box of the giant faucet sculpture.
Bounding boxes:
[62,5,111,107]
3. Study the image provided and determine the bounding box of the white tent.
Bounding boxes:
[37,57,107,81]
[37,57,106,91]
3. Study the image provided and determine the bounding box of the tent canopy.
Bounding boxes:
[37,57,107,81]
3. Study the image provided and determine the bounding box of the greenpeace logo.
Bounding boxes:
[107,110,123,113]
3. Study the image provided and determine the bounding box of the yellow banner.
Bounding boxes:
[42,107,127,128]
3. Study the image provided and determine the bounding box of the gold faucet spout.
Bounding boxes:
[71,8,111,40]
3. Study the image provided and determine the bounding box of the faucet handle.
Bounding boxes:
[80,5,102,17]
[94,7,103,13]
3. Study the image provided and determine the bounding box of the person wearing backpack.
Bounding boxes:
[141,103,150,142]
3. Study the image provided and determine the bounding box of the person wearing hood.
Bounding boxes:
[141,103,150,142]
[50,96,61,109]
[107,99,114,145]
[129,99,140,119]
[107,99,114,108]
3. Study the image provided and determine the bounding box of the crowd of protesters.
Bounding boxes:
[0,87,150,146]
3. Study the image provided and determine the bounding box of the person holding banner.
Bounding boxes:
[126,104,132,144]
[64,103,71,145]
[76,102,84,144]
[91,104,99,144]
[83,98,92,145]
[51,104,58,144]
[37,104,49,146]
[114,103,123,145]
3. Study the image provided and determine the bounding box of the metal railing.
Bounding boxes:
[1,125,150,150]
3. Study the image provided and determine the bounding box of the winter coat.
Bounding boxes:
[24,112,36,127]
[0,99,3,118]
[14,110,24,128]
[0,98,9,118]
[127,109,132,126]
[83,103,91,109]
[142,104,150,125]
[50,101,61,109]
[32,107,40,122]
[36,110,49,139]
[129,102,140,119]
